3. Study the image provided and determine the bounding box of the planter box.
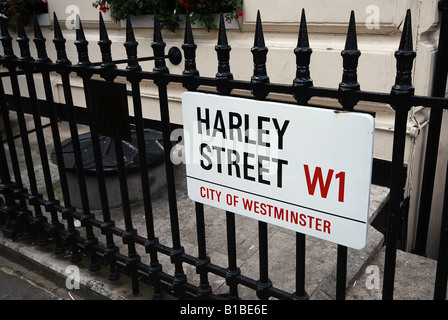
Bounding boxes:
[120,13,240,30]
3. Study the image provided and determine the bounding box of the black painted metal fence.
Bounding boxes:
[0,4,448,300]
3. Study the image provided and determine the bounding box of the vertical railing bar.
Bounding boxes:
[250,10,272,300]
[383,110,410,300]
[53,13,100,269]
[157,11,204,298]
[383,9,416,300]
[0,18,45,241]
[0,78,26,239]
[74,15,120,278]
[33,14,74,219]
[257,220,272,300]
[131,17,167,294]
[336,245,347,300]
[292,9,311,300]
[17,17,65,254]
[124,14,163,296]
[89,120,121,275]
[0,117,13,213]
[413,0,448,255]
[33,28,86,256]
[130,79,163,296]
[225,210,240,300]
[209,12,236,300]
[2,29,48,245]
[0,69,31,239]
[113,135,140,295]
[0,80,21,187]
[195,202,212,298]
[184,33,212,298]
[158,80,186,298]
[294,232,308,299]
[334,10,362,300]
[10,67,48,243]
[98,12,140,293]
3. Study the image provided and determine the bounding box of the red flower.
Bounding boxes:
[99,4,109,13]
[180,0,194,10]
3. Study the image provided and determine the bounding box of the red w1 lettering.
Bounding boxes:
[304,165,346,202]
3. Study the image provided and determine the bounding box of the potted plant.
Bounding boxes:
[0,0,48,29]
[92,0,243,32]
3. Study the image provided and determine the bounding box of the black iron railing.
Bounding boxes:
[0,4,447,301]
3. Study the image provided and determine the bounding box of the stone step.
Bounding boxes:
[308,224,385,299]
[346,246,442,300]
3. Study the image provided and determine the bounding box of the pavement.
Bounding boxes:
[0,250,85,300]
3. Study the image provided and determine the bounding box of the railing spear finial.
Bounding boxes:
[0,18,16,60]
[124,15,141,72]
[98,12,116,81]
[251,10,269,99]
[74,15,92,67]
[215,12,233,95]
[53,13,71,65]
[293,8,313,104]
[391,8,416,109]
[338,10,361,110]
[17,15,33,62]
[33,15,51,63]
[151,13,169,75]
[182,11,199,91]
[98,12,116,70]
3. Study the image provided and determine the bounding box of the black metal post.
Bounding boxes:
[33,15,82,263]
[144,14,167,300]
[293,232,308,300]
[195,202,212,298]
[53,13,100,269]
[17,17,65,254]
[0,78,21,239]
[226,210,240,300]
[383,9,416,300]
[1,18,48,245]
[75,15,121,279]
[0,29,27,239]
[335,10,361,300]
[98,13,141,292]
[414,0,448,255]
[291,10,311,301]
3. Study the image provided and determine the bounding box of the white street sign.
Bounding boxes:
[182,92,375,249]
